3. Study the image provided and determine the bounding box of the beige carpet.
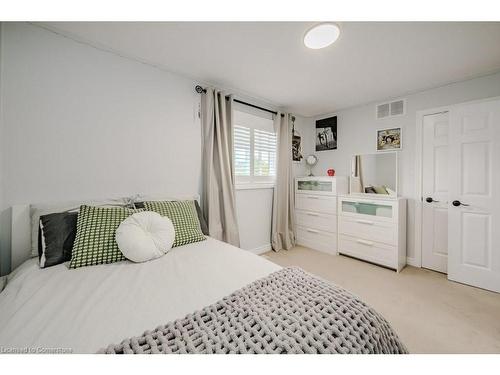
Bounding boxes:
[263,246,500,354]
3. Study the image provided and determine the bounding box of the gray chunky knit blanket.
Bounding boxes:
[100,267,407,354]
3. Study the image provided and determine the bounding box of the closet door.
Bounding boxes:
[448,99,500,293]
[421,112,449,273]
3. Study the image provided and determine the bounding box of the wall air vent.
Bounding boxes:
[376,99,406,119]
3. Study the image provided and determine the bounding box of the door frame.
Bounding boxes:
[414,96,500,269]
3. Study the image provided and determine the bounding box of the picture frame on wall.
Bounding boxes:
[292,134,303,162]
[291,115,303,162]
[315,116,337,151]
[376,127,402,151]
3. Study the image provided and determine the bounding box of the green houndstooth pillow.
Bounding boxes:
[144,200,206,247]
[69,205,142,269]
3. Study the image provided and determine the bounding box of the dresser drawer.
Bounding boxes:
[296,226,337,255]
[295,194,337,214]
[339,197,397,223]
[339,216,396,245]
[296,178,337,195]
[338,234,397,269]
[296,211,337,233]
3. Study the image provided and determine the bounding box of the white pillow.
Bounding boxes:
[116,211,175,263]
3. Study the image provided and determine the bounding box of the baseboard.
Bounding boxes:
[248,244,272,255]
[406,256,420,267]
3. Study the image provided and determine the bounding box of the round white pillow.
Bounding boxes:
[116,211,175,263]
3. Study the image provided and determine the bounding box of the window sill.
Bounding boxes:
[235,183,275,191]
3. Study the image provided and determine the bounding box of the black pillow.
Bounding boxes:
[134,200,209,236]
[38,211,78,268]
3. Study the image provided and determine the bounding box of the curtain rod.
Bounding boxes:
[195,85,285,117]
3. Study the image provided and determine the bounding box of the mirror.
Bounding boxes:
[305,154,318,176]
[350,152,397,196]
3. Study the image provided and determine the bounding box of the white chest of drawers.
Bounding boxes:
[338,195,406,272]
[294,176,348,254]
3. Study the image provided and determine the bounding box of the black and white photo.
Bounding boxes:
[292,134,303,162]
[315,116,337,151]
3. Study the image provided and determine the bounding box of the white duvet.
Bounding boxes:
[0,237,280,353]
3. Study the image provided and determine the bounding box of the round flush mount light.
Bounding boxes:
[303,23,340,49]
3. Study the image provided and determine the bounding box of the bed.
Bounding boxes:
[0,203,407,354]
[0,237,280,353]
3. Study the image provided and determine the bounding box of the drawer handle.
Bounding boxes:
[306,229,320,234]
[356,219,374,225]
[307,196,320,199]
[306,212,320,217]
[356,239,374,246]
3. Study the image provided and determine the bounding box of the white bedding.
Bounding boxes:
[0,237,280,353]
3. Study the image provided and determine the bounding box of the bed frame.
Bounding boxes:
[10,205,32,272]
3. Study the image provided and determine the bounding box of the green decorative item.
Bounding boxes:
[70,205,142,269]
[144,200,206,247]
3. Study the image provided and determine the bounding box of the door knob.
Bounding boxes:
[452,200,469,207]
[425,197,439,203]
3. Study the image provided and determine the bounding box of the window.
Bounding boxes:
[234,125,251,176]
[233,109,276,187]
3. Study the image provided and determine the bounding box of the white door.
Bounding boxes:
[421,112,449,273]
[448,99,500,293]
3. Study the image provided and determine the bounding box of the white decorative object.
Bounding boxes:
[295,176,348,254]
[338,195,406,272]
[116,212,175,263]
[305,155,318,176]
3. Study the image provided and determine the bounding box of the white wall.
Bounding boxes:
[302,71,500,262]
[236,188,273,253]
[0,23,203,209]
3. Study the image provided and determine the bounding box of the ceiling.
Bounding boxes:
[41,22,500,117]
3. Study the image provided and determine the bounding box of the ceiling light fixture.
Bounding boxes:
[303,23,340,49]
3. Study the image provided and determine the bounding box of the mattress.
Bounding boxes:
[0,237,280,353]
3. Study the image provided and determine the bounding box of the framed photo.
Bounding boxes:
[376,127,402,151]
[316,116,337,151]
[292,134,303,162]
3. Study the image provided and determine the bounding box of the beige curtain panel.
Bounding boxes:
[351,154,363,193]
[271,113,296,251]
[200,89,240,247]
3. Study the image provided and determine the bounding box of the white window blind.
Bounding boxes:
[233,109,277,186]
[234,125,251,177]
[253,129,276,177]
